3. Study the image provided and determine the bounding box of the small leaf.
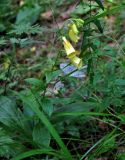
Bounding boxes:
[93,19,103,33]
[118,115,125,123]
[45,70,60,83]
[95,0,104,10]
[0,38,7,45]
[10,38,19,44]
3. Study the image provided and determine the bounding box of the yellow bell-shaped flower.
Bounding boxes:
[70,56,82,68]
[68,23,79,43]
[62,37,77,58]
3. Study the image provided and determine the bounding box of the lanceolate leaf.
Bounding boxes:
[93,19,103,33]
[32,123,51,148]
[17,90,72,160]
[95,0,104,10]
[11,149,61,160]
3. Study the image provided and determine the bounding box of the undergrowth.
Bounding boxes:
[0,0,125,160]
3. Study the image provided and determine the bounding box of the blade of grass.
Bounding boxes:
[54,112,112,117]
[16,90,73,160]
[11,149,61,160]
[95,0,104,10]
[80,131,120,160]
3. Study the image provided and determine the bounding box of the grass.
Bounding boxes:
[0,0,125,160]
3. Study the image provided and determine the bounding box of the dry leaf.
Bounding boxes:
[41,10,52,20]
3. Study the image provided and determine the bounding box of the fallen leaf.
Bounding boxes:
[41,10,52,20]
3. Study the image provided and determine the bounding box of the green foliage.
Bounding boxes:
[0,0,125,160]
[0,128,14,156]
[16,4,41,25]
[9,24,42,35]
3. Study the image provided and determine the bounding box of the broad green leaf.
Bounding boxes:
[0,128,26,157]
[0,96,32,137]
[17,90,72,160]
[16,5,41,25]
[52,102,101,123]
[72,3,96,15]
[41,98,54,116]
[54,102,96,113]
[96,136,115,154]
[118,115,125,123]
[0,128,14,156]
[32,123,50,148]
[0,96,18,127]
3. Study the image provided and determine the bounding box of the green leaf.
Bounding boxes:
[80,29,91,54]
[41,98,54,116]
[117,153,125,160]
[115,79,125,86]
[10,38,19,44]
[0,96,32,136]
[80,131,118,160]
[9,24,42,35]
[0,128,14,156]
[24,78,43,87]
[11,149,61,160]
[17,90,72,160]
[0,128,26,158]
[54,112,111,117]
[16,5,41,25]
[0,96,18,127]
[0,37,7,45]
[95,0,104,10]
[67,125,80,138]
[45,70,60,83]
[52,102,101,123]
[55,102,96,113]
[32,123,50,148]
[93,19,103,33]
[84,5,124,25]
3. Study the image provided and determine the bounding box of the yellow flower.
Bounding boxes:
[68,23,79,43]
[62,37,77,58]
[62,36,82,68]
[70,56,82,68]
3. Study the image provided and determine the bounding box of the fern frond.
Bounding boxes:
[9,24,42,35]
